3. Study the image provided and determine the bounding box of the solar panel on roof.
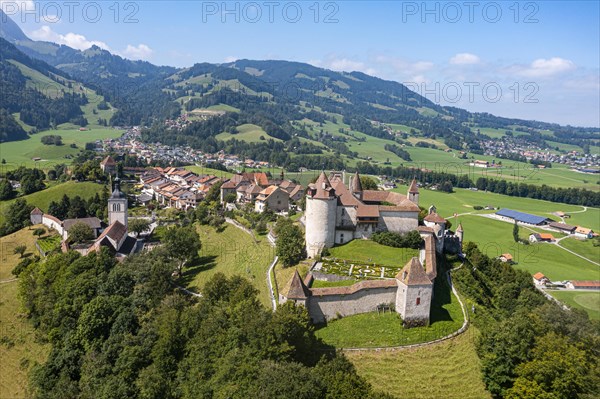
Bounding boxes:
[495,208,548,225]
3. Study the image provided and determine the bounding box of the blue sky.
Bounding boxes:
[3,1,599,126]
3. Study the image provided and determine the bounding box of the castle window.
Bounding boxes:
[416,297,421,305]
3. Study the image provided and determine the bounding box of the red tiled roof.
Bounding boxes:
[100,156,116,166]
[356,205,379,218]
[424,212,446,223]
[284,270,311,299]
[396,257,432,286]
[31,207,43,215]
[533,272,546,280]
[308,172,336,200]
[570,280,600,288]
[96,221,127,245]
[350,172,363,193]
[408,178,419,193]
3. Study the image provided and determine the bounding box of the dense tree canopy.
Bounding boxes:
[16,247,390,399]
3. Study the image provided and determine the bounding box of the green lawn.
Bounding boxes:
[558,237,600,262]
[346,328,490,399]
[184,223,275,307]
[0,181,106,225]
[310,279,359,288]
[549,290,600,320]
[0,228,50,398]
[328,240,419,267]
[216,123,276,143]
[0,126,123,169]
[454,215,599,281]
[394,184,600,232]
[315,275,464,348]
[183,165,234,179]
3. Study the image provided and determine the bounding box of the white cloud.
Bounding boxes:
[121,44,153,60]
[27,25,154,60]
[449,53,480,65]
[513,57,576,78]
[29,25,110,51]
[224,56,238,63]
[310,55,377,75]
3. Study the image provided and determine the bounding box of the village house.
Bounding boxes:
[574,226,594,239]
[499,253,514,263]
[533,272,550,287]
[255,186,289,213]
[529,233,555,243]
[100,155,117,174]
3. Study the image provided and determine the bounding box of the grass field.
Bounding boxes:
[0,228,50,398]
[0,126,123,170]
[328,240,419,267]
[0,181,106,225]
[216,123,277,143]
[183,165,234,179]
[454,215,598,281]
[549,290,600,320]
[394,184,600,232]
[559,238,600,262]
[315,275,464,348]
[184,223,275,307]
[346,328,490,399]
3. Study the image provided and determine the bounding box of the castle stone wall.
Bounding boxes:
[307,286,397,323]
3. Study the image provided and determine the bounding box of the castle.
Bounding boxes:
[304,171,420,258]
[31,178,139,257]
[281,172,464,326]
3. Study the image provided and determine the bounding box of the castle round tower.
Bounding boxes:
[305,172,337,258]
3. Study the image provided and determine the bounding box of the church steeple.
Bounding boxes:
[407,178,419,205]
[108,176,128,228]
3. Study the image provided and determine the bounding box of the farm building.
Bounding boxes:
[533,272,550,286]
[574,227,594,239]
[495,208,552,226]
[548,222,576,234]
[498,253,513,263]
[566,281,600,290]
[529,233,555,243]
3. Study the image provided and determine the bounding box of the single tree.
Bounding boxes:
[0,179,15,200]
[14,244,27,258]
[512,221,519,243]
[275,222,305,267]
[68,222,94,244]
[33,227,46,238]
[129,218,151,237]
[163,226,201,275]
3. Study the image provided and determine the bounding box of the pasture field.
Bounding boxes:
[0,181,106,225]
[548,290,600,320]
[394,184,600,232]
[0,126,123,170]
[183,165,234,179]
[450,215,598,281]
[346,328,491,399]
[185,224,275,307]
[215,123,275,143]
[0,228,50,399]
[559,238,600,262]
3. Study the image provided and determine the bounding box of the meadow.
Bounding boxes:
[0,181,105,225]
[346,328,491,399]
[327,239,419,267]
[0,228,50,399]
[184,224,275,307]
[548,290,600,320]
[215,123,275,143]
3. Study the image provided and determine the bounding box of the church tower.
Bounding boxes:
[408,178,419,205]
[350,171,363,201]
[108,177,128,228]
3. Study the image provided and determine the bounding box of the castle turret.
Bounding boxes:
[408,178,419,205]
[108,177,128,229]
[279,270,311,307]
[305,172,337,258]
[456,222,464,251]
[423,206,446,253]
[350,171,363,200]
[395,257,433,327]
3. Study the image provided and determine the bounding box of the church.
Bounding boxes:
[31,178,139,258]
[304,171,421,258]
